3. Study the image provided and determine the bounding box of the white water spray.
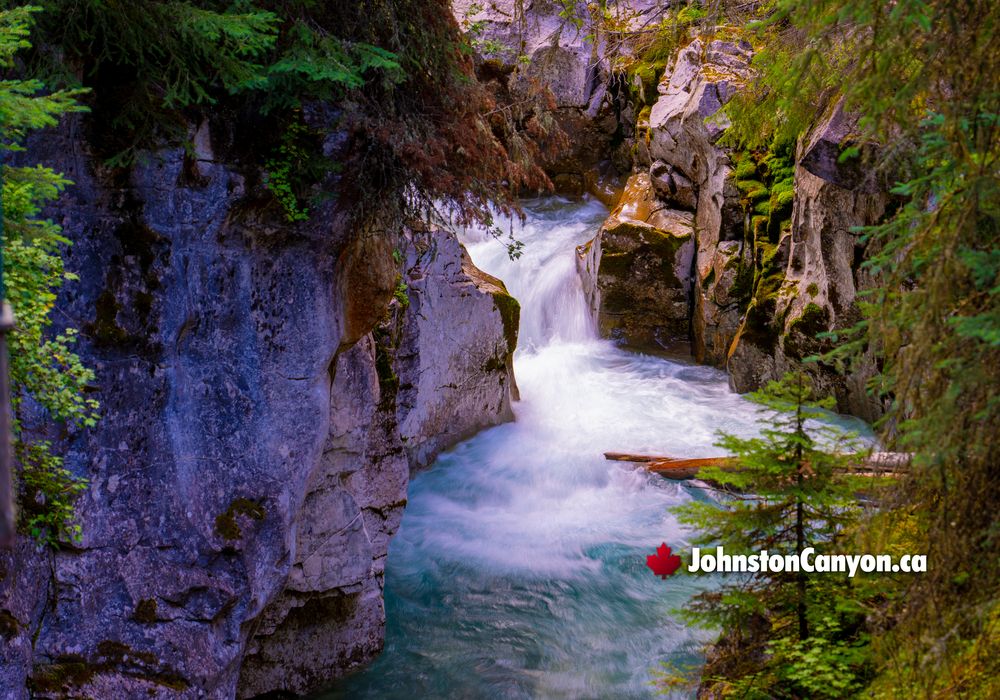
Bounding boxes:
[325,197,836,698]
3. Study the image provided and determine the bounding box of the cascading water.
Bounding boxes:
[324,197,849,699]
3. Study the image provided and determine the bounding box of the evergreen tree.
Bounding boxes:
[670,372,872,698]
[715,1,1000,694]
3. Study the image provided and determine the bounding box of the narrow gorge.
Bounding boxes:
[1,1,996,699]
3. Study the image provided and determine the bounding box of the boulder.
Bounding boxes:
[577,173,694,348]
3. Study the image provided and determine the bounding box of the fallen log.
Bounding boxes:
[605,451,911,481]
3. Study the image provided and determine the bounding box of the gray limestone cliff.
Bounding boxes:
[570,34,888,419]
[0,117,518,698]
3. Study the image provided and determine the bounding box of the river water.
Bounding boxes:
[323,197,840,698]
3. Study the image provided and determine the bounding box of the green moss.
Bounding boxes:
[492,290,521,352]
[789,302,829,336]
[733,157,759,180]
[806,282,820,297]
[755,271,785,304]
[214,498,266,541]
[703,267,716,289]
[730,263,755,310]
[30,643,190,694]
[599,250,636,277]
[372,325,400,409]
[756,242,777,272]
[28,658,95,694]
[637,105,652,126]
[0,610,19,638]
[736,178,766,196]
[481,353,507,373]
[134,598,158,624]
[87,289,129,346]
[627,39,675,107]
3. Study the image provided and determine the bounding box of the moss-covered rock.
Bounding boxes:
[214,498,266,541]
[578,173,695,349]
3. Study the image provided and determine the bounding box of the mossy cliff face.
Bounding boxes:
[0,115,520,698]
[573,32,887,419]
[727,101,888,421]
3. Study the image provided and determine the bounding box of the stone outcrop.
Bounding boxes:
[646,37,753,364]
[451,0,624,192]
[393,232,520,472]
[727,102,887,421]
[577,173,694,348]
[578,33,887,419]
[237,335,408,698]
[574,37,749,354]
[0,115,519,699]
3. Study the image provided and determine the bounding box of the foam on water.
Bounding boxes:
[323,197,863,699]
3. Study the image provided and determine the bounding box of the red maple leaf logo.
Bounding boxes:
[647,543,682,579]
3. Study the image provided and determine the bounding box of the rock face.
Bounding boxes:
[0,117,518,699]
[577,34,887,419]
[727,103,887,421]
[452,0,622,192]
[577,173,694,347]
[237,335,408,698]
[647,37,753,365]
[393,232,520,472]
[576,38,749,354]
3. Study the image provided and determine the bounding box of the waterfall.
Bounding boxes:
[323,197,789,698]
[462,196,602,348]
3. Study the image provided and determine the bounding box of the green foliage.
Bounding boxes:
[392,275,409,309]
[459,2,512,60]
[717,0,1000,695]
[670,372,872,697]
[262,114,321,221]
[260,18,402,112]
[767,615,870,698]
[23,0,555,229]
[25,1,403,163]
[18,441,87,543]
[619,2,723,110]
[33,0,280,106]
[1,5,96,546]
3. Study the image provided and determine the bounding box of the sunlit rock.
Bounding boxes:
[577,173,694,349]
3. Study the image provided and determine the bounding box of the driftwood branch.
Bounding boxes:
[604,451,912,481]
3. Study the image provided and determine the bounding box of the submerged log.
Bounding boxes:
[604,451,911,481]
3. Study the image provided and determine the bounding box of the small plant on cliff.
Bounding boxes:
[666,372,874,697]
[1,5,96,546]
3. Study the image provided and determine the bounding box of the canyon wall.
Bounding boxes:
[453,3,889,420]
[0,117,518,698]
[522,22,888,419]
